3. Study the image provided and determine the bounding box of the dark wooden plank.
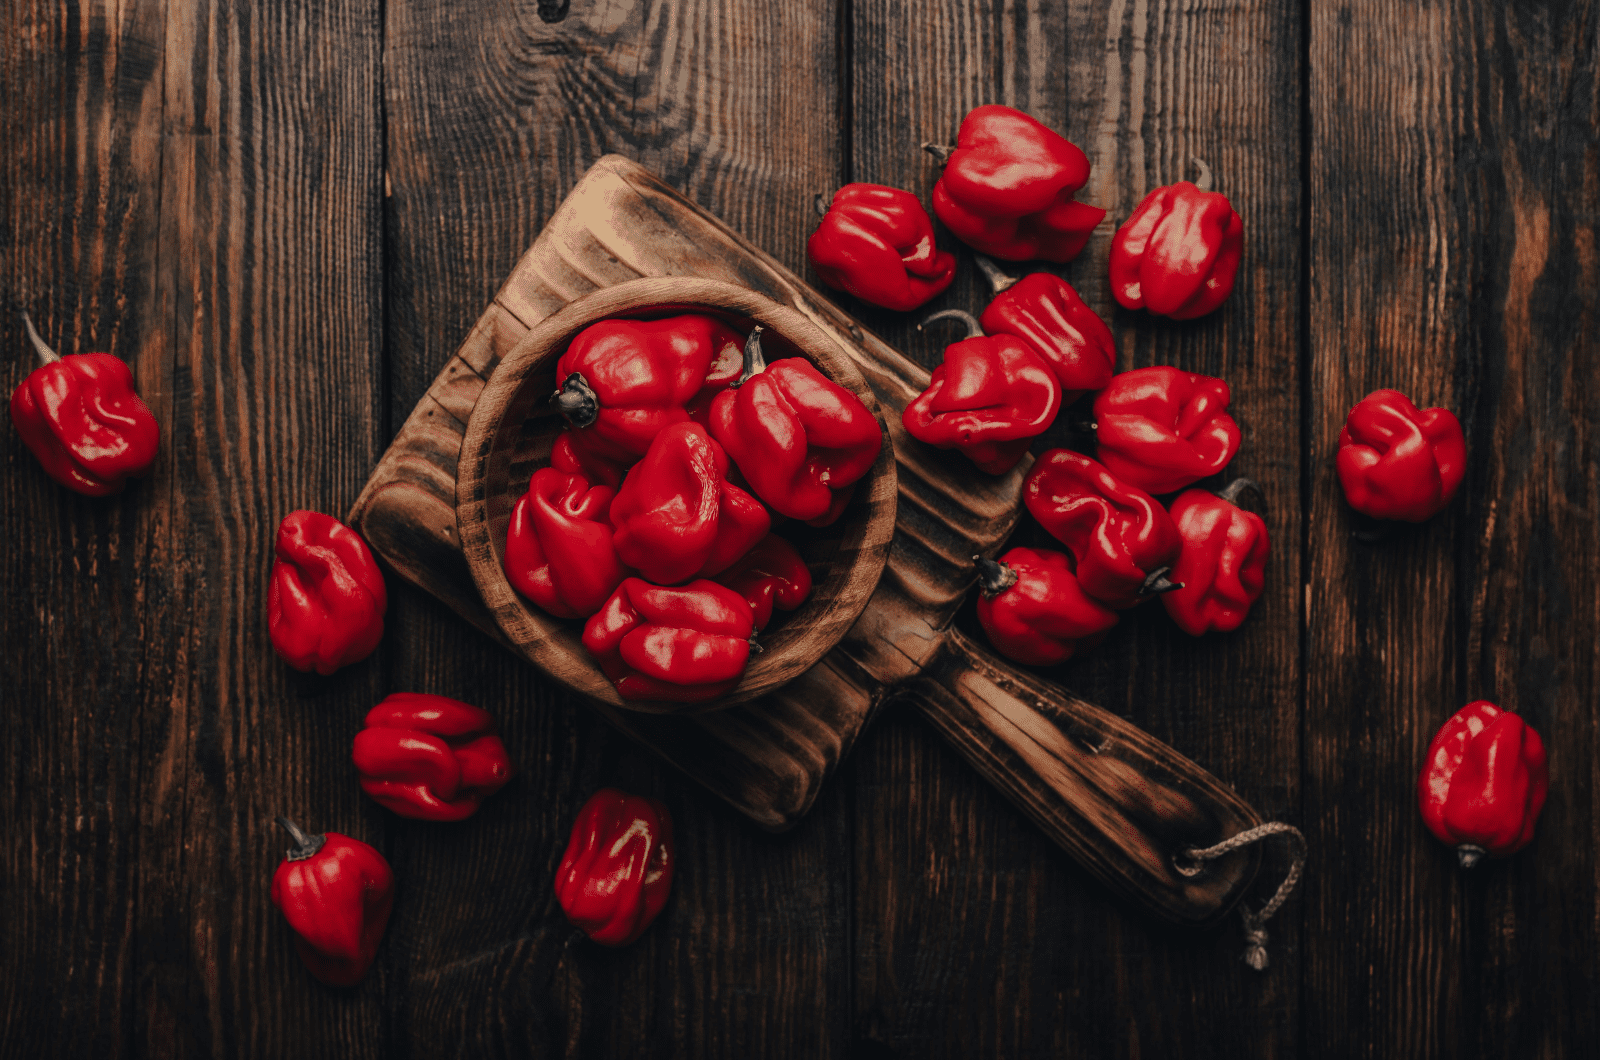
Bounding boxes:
[849,0,1304,1054]
[1306,3,1600,1058]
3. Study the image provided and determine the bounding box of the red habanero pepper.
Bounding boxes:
[555,788,674,946]
[902,309,1062,475]
[10,310,159,496]
[504,467,628,618]
[807,184,957,311]
[352,693,514,822]
[1336,389,1466,523]
[974,257,1116,403]
[551,431,630,489]
[608,422,770,585]
[1162,479,1269,636]
[1418,701,1548,868]
[551,314,746,464]
[582,578,756,703]
[712,533,812,630]
[1092,366,1241,495]
[1109,159,1243,320]
[1023,449,1182,609]
[268,511,387,675]
[709,327,883,526]
[974,548,1119,666]
[270,817,394,986]
[926,105,1107,263]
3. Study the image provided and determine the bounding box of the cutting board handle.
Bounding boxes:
[904,628,1264,927]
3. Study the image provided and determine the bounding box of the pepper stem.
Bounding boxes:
[917,308,984,341]
[551,372,600,428]
[1191,157,1215,193]
[921,142,955,166]
[730,326,768,389]
[748,630,763,654]
[972,255,1019,295]
[1139,567,1185,596]
[1215,477,1263,508]
[813,193,830,218]
[20,311,61,365]
[276,816,327,862]
[973,555,1018,598]
[1456,844,1487,869]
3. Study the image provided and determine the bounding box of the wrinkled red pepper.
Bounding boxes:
[582,577,756,703]
[902,309,1061,474]
[974,258,1116,403]
[551,314,746,464]
[1337,389,1466,523]
[713,533,812,630]
[1109,160,1243,320]
[927,105,1106,263]
[504,466,627,618]
[1023,449,1182,609]
[555,788,674,946]
[10,310,160,496]
[1162,479,1269,636]
[270,817,394,986]
[1092,366,1241,495]
[352,693,514,822]
[1418,701,1548,868]
[607,422,770,585]
[709,326,883,526]
[974,547,1119,666]
[268,511,387,675]
[807,184,957,311]
[551,431,629,489]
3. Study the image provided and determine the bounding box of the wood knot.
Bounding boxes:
[537,1,570,23]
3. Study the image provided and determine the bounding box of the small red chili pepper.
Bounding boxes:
[973,547,1119,666]
[352,693,514,821]
[1109,159,1243,320]
[10,310,160,496]
[902,309,1062,475]
[709,327,883,526]
[607,422,770,585]
[1337,389,1466,523]
[268,511,387,675]
[807,184,957,311]
[551,430,629,489]
[925,105,1106,263]
[551,314,746,464]
[1162,479,1269,636]
[504,466,628,618]
[582,577,756,703]
[713,532,812,630]
[974,257,1116,403]
[1092,366,1241,495]
[1023,449,1182,609]
[1418,701,1548,868]
[555,788,674,946]
[270,817,394,986]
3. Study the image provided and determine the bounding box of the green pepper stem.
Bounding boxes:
[921,142,955,166]
[1191,157,1215,193]
[731,326,768,388]
[1139,567,1185,597]
[20,311,61,365]
[276,816,328,862]
[973,554,1018,598]
[972,255,1019,295]
[1215,477,1263,508]
[551,372,600,428]
[917,309,983,341]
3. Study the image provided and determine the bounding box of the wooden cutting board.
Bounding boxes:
[350,155,1263,927]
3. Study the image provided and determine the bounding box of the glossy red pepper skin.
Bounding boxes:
[930,105,1106,263]
[582,577,756,703]
[10,314,160,496]
[1418,701,1548,868]
[551,431,629,489]
[551,314,745,464]
[1162,483,1269,635]
[709,328,883,526]
[807,184,957,311]
[1023,449,1182,609]
[712,533,812,630]
[978,273,1115,402]
[1336,389,1466,522]
[555,789,673,946]
[608,422,770,585]
[1109,176,1243,320]
[270,818,394,987]
[1093,366,1241,495]
[352,694,514,821]
[504,467,627,618]
[268,511,387,675]
[974,547,1119,666]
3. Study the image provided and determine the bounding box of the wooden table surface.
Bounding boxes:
[4,1,1596,1056]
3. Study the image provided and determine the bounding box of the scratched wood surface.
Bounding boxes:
[2,2,1596,1059]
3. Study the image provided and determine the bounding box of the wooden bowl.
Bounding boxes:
[457,278,897,714]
